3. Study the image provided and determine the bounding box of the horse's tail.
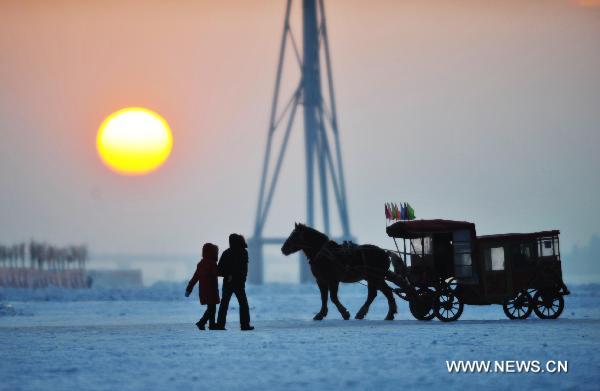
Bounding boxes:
[385,251,417,298]
[387,251,407,277]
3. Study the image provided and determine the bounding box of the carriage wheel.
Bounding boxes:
[444,277,459,294]
[502,290,533,320]
[434,291,464,322]
[532,290,564,319]
[409,287,436,321]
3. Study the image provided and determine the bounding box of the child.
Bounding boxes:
[185,243,220,330]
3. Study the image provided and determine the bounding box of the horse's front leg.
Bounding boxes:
[314,279,329,321]
[329,281,350,320]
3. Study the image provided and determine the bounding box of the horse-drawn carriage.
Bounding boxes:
[281,220,569,322]
[386,219,570,321]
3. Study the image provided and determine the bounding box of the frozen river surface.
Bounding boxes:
[1,283,599,391]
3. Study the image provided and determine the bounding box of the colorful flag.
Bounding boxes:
[407,203,415,220]
[384,201,416,220]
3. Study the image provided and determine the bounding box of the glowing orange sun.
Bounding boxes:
[97,107,173,175]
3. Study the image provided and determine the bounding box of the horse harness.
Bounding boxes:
[287,233,387,281]
[315,241,382,280]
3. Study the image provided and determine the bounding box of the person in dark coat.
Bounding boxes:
[185,243,220,330]
[215,234,254,331]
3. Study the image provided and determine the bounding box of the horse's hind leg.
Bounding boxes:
[377,280,398,320]
[355,281,377,320]
[329,281,350,320]
[314,279,329,321]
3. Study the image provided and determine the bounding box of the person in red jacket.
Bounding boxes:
[185,243,220,330]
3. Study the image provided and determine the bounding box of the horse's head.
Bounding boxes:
[281,223,306,256]
[282,223,329,257]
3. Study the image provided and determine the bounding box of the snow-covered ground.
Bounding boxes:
[1,283,599,391]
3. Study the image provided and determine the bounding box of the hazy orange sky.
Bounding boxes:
[1,0,599,263]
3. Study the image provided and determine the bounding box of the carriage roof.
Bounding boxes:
[477,230,560,242]
[386,219,476,239]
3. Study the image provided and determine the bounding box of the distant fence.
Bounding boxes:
[0,241,88,288]
[0,269,87,288]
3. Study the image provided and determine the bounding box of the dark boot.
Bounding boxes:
[241,324,254,331]
[206,304,217,330]
[196,306,212,331]
[210,324,226,330]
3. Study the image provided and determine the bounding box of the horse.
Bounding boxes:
[281,223,400,321]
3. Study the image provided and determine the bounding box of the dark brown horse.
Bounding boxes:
[281,223,399,320]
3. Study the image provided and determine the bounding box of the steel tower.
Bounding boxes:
[248,0,352,284]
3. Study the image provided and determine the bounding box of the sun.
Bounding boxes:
[97,107,173,175]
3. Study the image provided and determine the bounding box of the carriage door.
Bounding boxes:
[483,246,509,297]
[452,230,473,280]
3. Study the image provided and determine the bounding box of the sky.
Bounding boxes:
[1,0,599,282]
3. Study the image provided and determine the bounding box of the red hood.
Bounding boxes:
[202,243,219,260]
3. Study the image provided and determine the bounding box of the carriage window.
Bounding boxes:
[453,230,473,277]
[520,243,532,260]
[539,238,555,257]
[512,242,535,267]
[454,253,472,266]
[410,237,432,255]
[486,247,505,271]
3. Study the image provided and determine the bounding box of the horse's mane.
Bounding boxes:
[294,224,329,261]
[297,224,329,242]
